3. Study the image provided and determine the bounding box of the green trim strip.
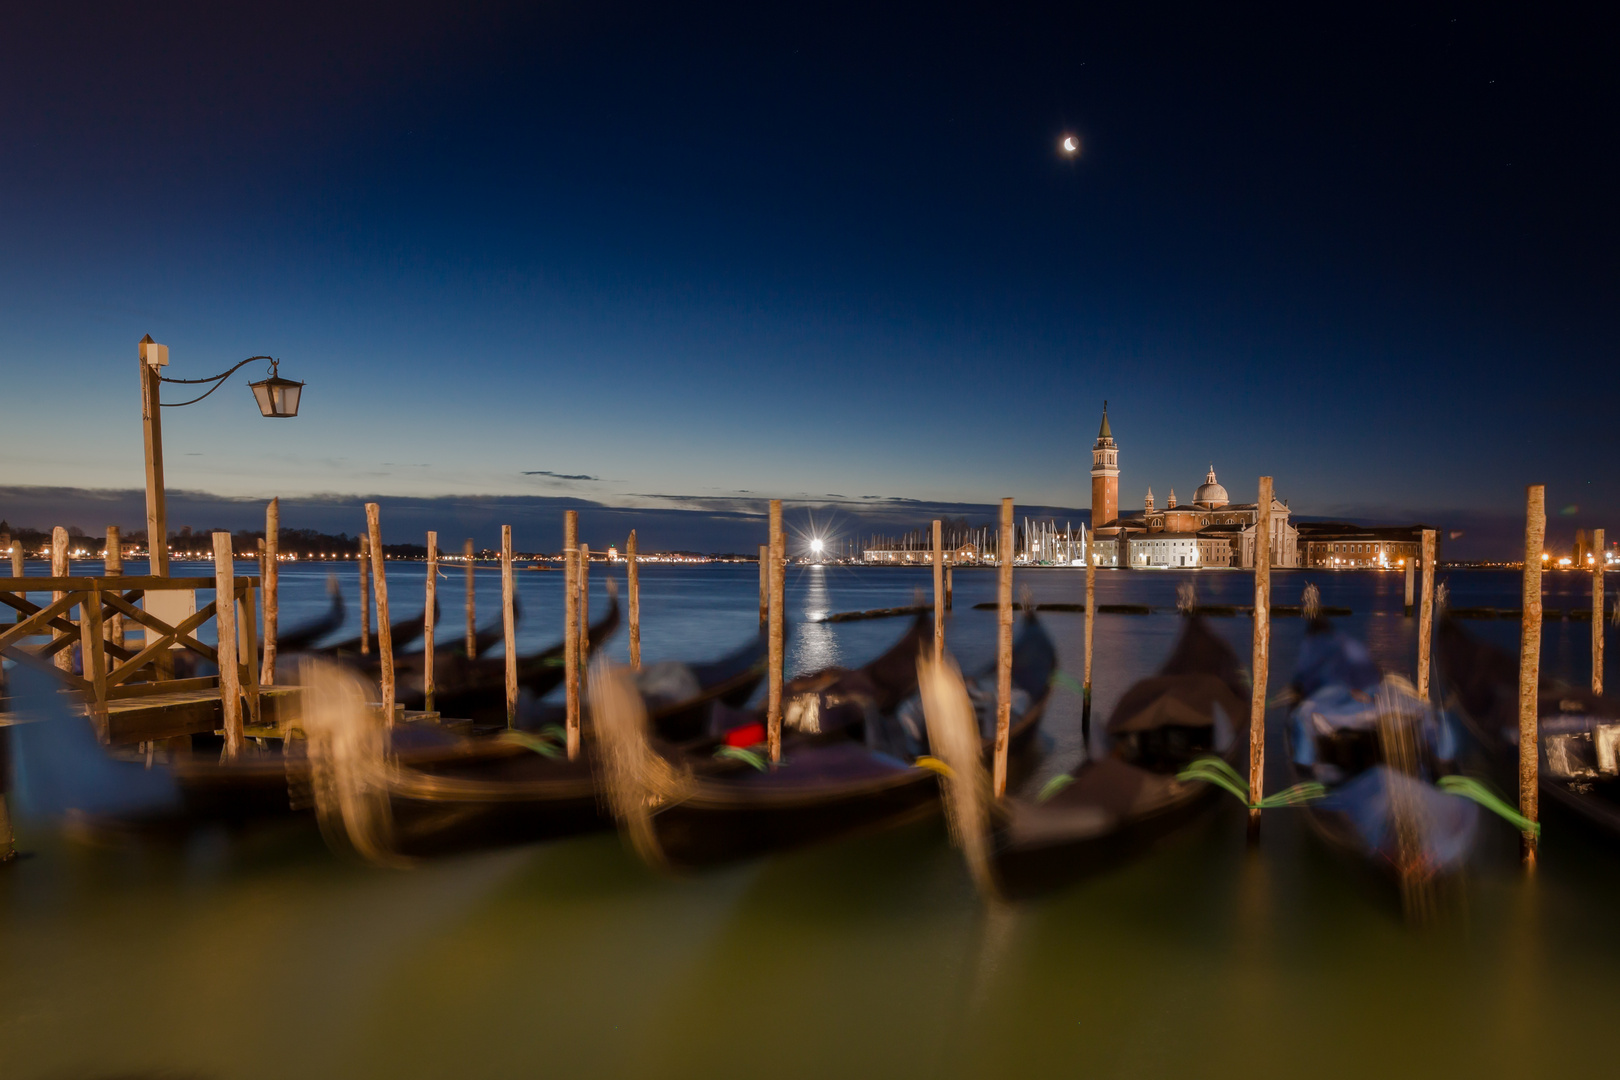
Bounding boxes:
[1438,775,1541,838]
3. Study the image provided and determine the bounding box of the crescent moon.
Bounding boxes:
[1063,137,1077,153]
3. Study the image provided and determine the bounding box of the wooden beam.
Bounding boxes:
[140,346,169,577]
[1417,528,1437,699]
[932,519,945,662]
[1519,484,1545,868]
[502,523,516,728]
[261,497,279,684]
[424,530,438,712]
[463,538,476,658]
[767,501,784,764]
[212,532,244,761]
[51,527,71,672]
[564,511,580,759]
[994,498,1013,797]
[1594,527,1606,696]
[1249,476,1273,836]
[627,530,641,671]
[104,525,124,650]
[367,503,395,727]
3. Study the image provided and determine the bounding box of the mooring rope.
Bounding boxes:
[1437,775,1541,837]
[714,744,769,771]
[1175,755,1327,809]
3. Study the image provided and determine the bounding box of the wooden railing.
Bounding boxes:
[0,575,261,741]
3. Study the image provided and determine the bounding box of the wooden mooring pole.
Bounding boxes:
[51,527,70,672]
[994,498,1014,798]
[358,534,372,656]
[579,543,591,663]
[9,534,21,578]
[1519,484,1546,869]
[1417,528,1437,700]
[502,525,518,728]
[946,564,953,610]
[104,526,123,650]
[767,501,785,765]
[932,519,945,661]
[627,530,641,671]
[211,531,244,760]
[1083,524,1095,737]
[1248,477,1273,837]
[261,498,278,684]
[1594,527,1605,696]
[1404,551,1416,616]
[564,511,580,759]
[758,544,769,626]
[464,538,476,657]
[424,531,438,712]
[366,504,395,727]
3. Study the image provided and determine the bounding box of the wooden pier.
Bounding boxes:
[0,573,305,745]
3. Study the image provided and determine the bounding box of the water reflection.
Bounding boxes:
[791,564,841,675]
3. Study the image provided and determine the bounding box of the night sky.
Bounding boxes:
[4,4,1615,554]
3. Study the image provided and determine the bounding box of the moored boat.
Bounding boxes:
[922,611,1248,900]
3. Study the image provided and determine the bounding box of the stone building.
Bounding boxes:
[1088,406,1299,569]
[1295,523,1430,570]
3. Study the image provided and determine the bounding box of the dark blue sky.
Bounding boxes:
[4,3,1616,554]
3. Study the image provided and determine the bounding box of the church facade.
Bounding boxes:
[1087,406,1299,569]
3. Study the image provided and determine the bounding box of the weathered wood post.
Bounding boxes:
[1084,524,1095,736]
[1416,528,1437,699]
[564,511,580,759]
[366,504,395,727]
[424,531,438,712]
[1519,484,1546,868]
[211,531,244,760]
[51,527,71,672]
[9,535,21,578]
[1249,476,1274,836]
[768,500,785,764]
[579,543,591,662]
[139,336,169,579]
[932,519,945,661]
[994,498,1014,797]
[1404,550,1416,616]
[464,538,476,657]
[358,534,372,655]
[261,498,278,684]
[946,564,953,610]
[104,525,124,649]
[759,544,769,626]
[1594,527,1606,696]
[502,524,517,728]
[627,530,641,671]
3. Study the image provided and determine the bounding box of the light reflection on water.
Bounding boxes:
[4,562,1620,1077]
[791,564,841,674]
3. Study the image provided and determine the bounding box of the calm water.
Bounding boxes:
[4,562,1619,1078]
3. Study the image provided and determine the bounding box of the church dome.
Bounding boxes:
[1194,466,1228,508]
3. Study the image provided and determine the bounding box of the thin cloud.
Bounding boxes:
[523,471,600,481]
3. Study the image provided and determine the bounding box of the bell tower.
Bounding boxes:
[1090,402,1119,528]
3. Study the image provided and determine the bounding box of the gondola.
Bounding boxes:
[1437,614,1620,839]
[316,599,441,659]
[275,584,346,652]
[1284,611,1480,908]
[595,612,1056,872]
[3,623,765,846]
[302,633,769,858]
[393,593,620,723]
[922,611,1247,900]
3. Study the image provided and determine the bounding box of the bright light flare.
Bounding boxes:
[1060,134,1080,155]
[810,538,825,554]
